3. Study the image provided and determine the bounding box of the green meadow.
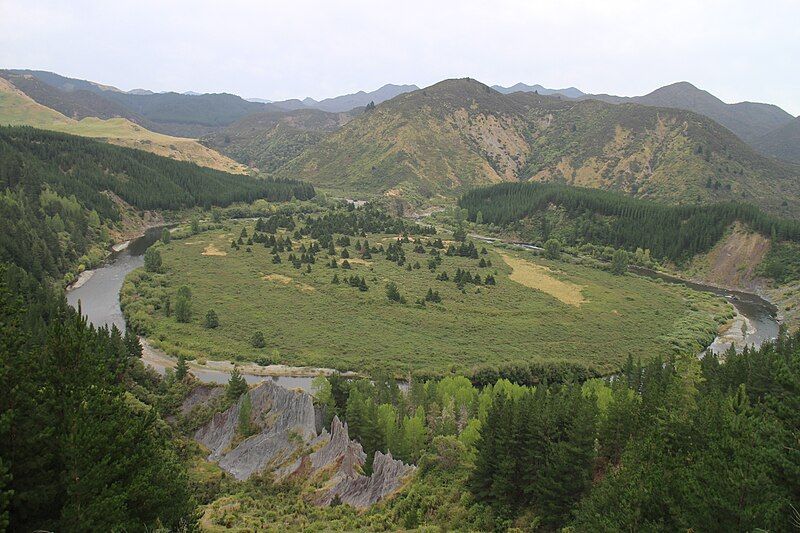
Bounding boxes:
[122,219,732,376]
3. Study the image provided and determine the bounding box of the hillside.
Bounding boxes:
[103,91,270,136]
[275,78,800,215]
[0,126,313,280]
[753,116,800,163]
[0,70,145,123]
[625,82,795,142]
[201,107,358,171]
[0,77,246,173]
[6,69,273,137]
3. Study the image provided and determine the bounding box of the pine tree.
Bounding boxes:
[175,355,188,380]
[226,367,248,401]
[251,331,266,348]
[204,309,219,329]
[386,282,401,302]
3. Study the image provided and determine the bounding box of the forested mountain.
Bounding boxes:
[459,182,800,262]
[101,91,270,137]
[201,107,359,171]
[275,78,800,215]
[0,126,314,280]
[753,116,800,163]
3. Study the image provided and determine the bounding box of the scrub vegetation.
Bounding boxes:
[122,203,731,376]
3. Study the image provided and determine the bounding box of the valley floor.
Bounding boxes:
[122,218,732,377]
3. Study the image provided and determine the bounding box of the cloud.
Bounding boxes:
[1,0,798,114]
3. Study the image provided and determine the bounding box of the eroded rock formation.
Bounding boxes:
[194,382,415,507]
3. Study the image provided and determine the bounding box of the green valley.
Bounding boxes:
[122,204,731,376]
[2,17,799,530]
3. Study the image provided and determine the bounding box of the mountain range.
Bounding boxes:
[1,68,798,213]
[269,84,420,113]
[273,78,799,215]
[492,83,585,99]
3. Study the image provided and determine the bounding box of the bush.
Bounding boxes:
[204,309,219,329]
[544,239,561,260]
[251,331,266,349]
[144,247,162,272]
[174,287,192,323]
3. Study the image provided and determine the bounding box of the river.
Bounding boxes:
[469,234,779,354]
[69,229,779,390]
[67,227,319,391]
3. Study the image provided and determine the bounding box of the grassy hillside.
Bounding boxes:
[0,77,247,173]
[201,108,357,171]
[753,116,800,163]
[6,69,273,137]
[0,70,145,122]
[276,78,800,215]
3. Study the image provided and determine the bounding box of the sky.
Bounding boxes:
[2,0,798,115]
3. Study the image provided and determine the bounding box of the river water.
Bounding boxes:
[67,227,317,391]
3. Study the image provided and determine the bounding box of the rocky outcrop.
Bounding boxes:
[194,381,318,480]
[179,384,224,416]
[194,383,415,507]
[316,448,416,508]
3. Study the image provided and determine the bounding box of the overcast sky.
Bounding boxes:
[2,0,798,115]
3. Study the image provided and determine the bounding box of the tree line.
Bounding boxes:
[0,126,315,281]
[313,329,800,531]
[459,182,800,262]
[0,263,194,531]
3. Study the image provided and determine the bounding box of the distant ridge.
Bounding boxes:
[492,83,585,99]
[753,116,800,163]
[583,81,795,143]
[271,83,419,113]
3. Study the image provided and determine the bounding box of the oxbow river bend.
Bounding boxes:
[68,228,780,390]
[67,227,318,391]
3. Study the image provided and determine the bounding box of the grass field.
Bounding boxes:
[122,218,733,376]
[0,77,246,173]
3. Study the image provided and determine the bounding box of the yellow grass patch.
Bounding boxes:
[297,282,315,293]
[499,252,586,306]
[262,274,314,292]
[262,274,293,284]
[345,258,372,266]
[201,244,227,256]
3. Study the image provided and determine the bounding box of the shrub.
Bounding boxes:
[251,331,266,349]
